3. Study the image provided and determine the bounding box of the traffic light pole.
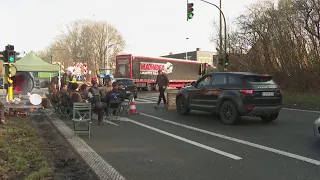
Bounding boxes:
[199,0,227,70]
[7,63,13,101]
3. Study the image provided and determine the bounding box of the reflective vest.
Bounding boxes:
[72,76,77,83]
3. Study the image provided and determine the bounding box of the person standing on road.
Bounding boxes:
[155,70,169,108]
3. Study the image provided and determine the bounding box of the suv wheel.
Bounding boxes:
[176,96,190,115]
[219,100,240,125]
[260,113,279,122]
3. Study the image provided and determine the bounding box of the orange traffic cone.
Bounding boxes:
[129,98,137,115]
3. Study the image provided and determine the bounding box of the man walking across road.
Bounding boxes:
[155,70,169,108]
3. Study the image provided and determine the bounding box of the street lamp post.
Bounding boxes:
[186,37,189,60]
[106,23,109,70]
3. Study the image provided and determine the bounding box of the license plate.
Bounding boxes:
[262,92,274,96]
[126,91,130,93]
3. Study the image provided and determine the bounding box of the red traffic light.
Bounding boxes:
[188,3,194,8]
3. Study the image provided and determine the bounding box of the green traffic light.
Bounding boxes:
[188,13,194,19]
[9,57,14,62]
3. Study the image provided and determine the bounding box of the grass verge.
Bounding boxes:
[283,90,320,110]
[0,117,52,180]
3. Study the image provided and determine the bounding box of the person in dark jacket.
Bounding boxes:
[88,82,105,125]
[104,82,124,104]
[104,82,124,115]
[117,82,126,96]
[155,70,169,108]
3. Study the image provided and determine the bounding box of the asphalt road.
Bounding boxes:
[63,91,320,180]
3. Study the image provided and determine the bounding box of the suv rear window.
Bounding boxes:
[243,75,275,84]
[117,79,135,86]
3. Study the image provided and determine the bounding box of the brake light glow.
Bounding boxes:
[239,90,254,94]
[280,90,282,95]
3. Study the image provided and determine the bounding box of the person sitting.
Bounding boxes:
[79,84,89,101]
[88,81,100,96]
[59,84,68,92]
[88,82,105,126]
[101,80,113,97]
[117,82,126,97]
[58,84,69,99]
[104,82,124,115]
[69,83,87,103]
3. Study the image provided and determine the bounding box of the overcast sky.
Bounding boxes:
[0,0,258,57]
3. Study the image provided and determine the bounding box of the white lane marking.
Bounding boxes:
[124,101,154,104]
[46,112,126,180]
[283,108,320,114]
[141,97,159,100]
[139,112,320,166]
[135,98,155,102]
[103,120,119,126]
[136,102,156,104]
[122,118,242,160]
[112,117,133,122]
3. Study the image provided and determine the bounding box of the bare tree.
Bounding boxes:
[210,0,320,90]
[40,20,126,72]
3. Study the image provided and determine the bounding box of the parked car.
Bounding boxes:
[114,78,137,98]
[176,72,283,125]
[314,117,320,138]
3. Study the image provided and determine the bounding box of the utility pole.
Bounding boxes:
[219,0,222,58]
[106,23,109,71]
[199,0,227,71]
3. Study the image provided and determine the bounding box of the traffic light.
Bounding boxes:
[218,58,224,66]
[187,3,194,20]
[225,54,229,67]
[3,45,15,63]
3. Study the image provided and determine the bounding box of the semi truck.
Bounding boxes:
[115,54,208,91]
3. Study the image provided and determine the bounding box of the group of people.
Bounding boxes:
[48,76,126,126]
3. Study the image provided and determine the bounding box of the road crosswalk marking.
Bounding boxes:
[132,94,159,104]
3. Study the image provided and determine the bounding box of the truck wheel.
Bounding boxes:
[260,113,279,122]
[219,100,240,125]
[176,96,190,115]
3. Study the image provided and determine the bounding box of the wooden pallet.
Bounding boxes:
[166,91,178,110]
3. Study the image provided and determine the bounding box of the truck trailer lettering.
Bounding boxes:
[140,62,173,75]
[140,62,165,71]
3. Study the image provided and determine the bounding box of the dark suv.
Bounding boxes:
[114,78,138,98]
[176,72,282,125]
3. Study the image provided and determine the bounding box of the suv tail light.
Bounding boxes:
[239,90,254,94]
[280,90,283,95]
